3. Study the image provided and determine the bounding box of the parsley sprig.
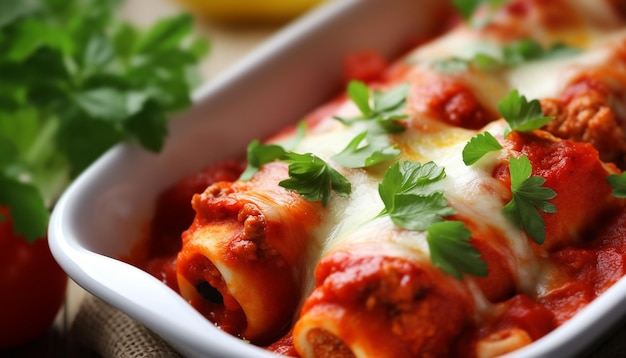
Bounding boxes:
[280,153,351,206]
[240,123,351,206]
[462,89,553,165]
[331,81,408,168]
[498,89,553,135]
[453,0,506,20]
[335,80,409,129]
[331,130,401,168]
[434,39,579,73]
[378,161,487,279]
[378,161,453,230]
[239,121,306,181]
[502,155,557,244]
[462,132,502,166]
[606,173,626,198]
[427,221,488,279]
[462,90,557,244]
[0,0,208,241]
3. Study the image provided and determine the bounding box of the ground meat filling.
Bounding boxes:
[541,77,626,169]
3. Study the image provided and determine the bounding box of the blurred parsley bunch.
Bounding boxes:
[0,0,209,240]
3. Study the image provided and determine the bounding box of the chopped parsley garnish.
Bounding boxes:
[452,0,506,21]
[378,161,453,231]
[427,221,488,279]
[332,81,408,168]
[240,122,351,206]
[433,53,501,72]
[331,130,400,168]
[462,90,557,244]
[503,40,580,66]
[462,132,502,165]
[433,39,579,73]
[377,161,486,279]
[279,152,351,206]
[239,121,305,180]
[498,89,553,135]
[335,80,408,132]
[502,155,557,244]
[607,173,626,198]
[239,141,288,181]
[462,89,552,165]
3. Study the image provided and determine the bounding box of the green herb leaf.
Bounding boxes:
[378,161,487,279]
[378,161,454,231]
[452,0,507,20]
[502,155,557,244]
[346,80,373,117]
[331,131,400,168]
[607,173,626,198]
[503,40,580,66]
[0,175,49,243]
[333,81,407,168]
[432,39,579,74]
[427,221,488,279]
[433,53,502,73]
[0,0,208,239]
[462,131,503,165]
[239,122,306,180]
[239,141,288,181]
[498,89,553,135]
[279,152,351,206]
[335,80,409,131]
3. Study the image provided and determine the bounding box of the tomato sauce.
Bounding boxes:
[125,44,626,356]
[127,148,626,357]
[128,160,245,292]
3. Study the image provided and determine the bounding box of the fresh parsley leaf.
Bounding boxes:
[607,173,626,198]
[279,152,351,206]
[0,175,49,243]
[239,122,306,180]
[427,221,488,279]
[502,155,557,244]
[346,80,373,117]
[378,161,455,231]
[331,131,400,168]
[452,0,507,21]
[279,121,307,152]
[333,81,407,168]
[0,0,208,239]
[498,89,553,135]
[433,40,578,73]
[503,40,580,66]
[384,191,455,231]
[433,53,501,73]
[239,141,288,181]
[462,131,503,165]
[378,161,487,279]
[335,80,409,130]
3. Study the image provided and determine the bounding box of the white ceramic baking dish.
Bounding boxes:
[48,0,626,356]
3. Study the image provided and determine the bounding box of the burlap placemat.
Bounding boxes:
[72,294,626,357]
[71,295,183,358]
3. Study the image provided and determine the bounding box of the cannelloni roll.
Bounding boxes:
[176,161,323,344]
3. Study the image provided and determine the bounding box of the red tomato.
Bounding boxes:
[0,207,67,349]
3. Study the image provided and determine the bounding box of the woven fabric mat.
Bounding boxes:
[71,295,182,358]
[72,294,626,357]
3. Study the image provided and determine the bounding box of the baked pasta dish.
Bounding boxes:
[128,0,626,356]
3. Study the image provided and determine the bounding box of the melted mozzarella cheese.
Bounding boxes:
[289,6,626,308]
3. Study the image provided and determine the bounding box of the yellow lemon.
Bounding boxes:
[176,0,327,24]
